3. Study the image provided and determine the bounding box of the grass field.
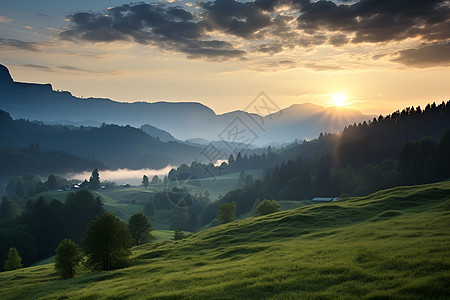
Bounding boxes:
[4,181,449,299]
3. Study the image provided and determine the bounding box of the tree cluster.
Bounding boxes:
[0,190,104,270]
[167,150,279,182]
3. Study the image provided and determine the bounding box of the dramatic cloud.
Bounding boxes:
[59,3,245,60]
[392,42,450,68]
[297,0,450,44]
[0,38,41,52]
[58,0,450,66]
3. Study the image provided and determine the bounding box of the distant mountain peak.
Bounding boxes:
[0,64,13,84]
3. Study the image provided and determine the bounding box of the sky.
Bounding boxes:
[0,0,449,116]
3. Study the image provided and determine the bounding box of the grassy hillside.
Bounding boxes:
[2,181,449,299]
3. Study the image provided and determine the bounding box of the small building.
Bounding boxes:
[312,197,339,202]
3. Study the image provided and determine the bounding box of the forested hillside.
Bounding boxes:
[0,109,201,169]
[214,101,450,207]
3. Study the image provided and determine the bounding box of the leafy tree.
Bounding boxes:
[4,247,23,271]
[151,175,160,185]
[82,212,133,271]
[128,213,153,245]
[163,175,168,185]
[255,199,280,216]
[0,197,21,219]
[142,175,149,188]
[89,168,101,190]
[217,202,237,224]
[172,228,186,241]
[55,239,82,279]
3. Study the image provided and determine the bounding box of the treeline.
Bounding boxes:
[0,190,103,269]
[167,149,280,180]
[282,100,450,163]
[260,130,450,199]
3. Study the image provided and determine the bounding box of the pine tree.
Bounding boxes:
[89,168,101,190]
[151,175,159,185]
[4,247,23,271]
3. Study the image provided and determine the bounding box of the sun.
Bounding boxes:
[331,92,347,107]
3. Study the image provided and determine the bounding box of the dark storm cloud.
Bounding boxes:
[0,38,41,52]
[59,2,245,60]
[392,42,450,67]
[297,0,450,44]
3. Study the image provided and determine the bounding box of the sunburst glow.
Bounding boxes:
[331,93,348,107]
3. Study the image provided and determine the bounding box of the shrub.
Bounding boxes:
[255,200,280,216]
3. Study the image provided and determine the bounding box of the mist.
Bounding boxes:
[65,166,175,186]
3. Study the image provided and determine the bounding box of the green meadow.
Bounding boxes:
[1,181,449,299]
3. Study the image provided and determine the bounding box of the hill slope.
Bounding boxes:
[0,181,449,299]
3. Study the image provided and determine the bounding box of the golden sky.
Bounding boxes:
[1,0,449,116]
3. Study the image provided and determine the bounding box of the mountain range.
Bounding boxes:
[0,64,371,145]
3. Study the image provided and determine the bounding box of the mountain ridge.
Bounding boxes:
[0,64,371,144]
